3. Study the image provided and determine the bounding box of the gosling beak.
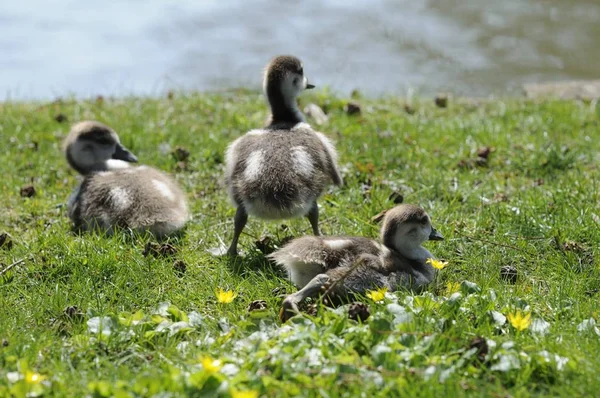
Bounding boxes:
[112,143,138,163]
[429,228,444,241]
[306,82,315,90]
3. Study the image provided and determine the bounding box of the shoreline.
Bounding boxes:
[1,80,599,105]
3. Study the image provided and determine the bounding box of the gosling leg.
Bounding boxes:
[280,273,331,322]
[227,206,248,256]
[306,201,320,236]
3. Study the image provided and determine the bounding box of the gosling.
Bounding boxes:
[224,55,342,256]
[269,204,444,321]
[64,121,189,238]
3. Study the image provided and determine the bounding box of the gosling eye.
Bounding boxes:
[293,77,300,86]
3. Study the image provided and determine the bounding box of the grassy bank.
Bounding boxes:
[0,92,599,397]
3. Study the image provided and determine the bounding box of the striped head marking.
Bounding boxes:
[381,204,443,251]
[263,55,315,100]
[64,121,138,174]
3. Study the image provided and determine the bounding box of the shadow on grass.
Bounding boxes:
[226,249,286,278]
[70,223,189,243]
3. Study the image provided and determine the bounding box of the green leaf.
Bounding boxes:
[10,381,28,398]
[88,381,112,397]
[151,315,169,324]
[167,305,188,322]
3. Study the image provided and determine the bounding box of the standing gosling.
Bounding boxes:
[64,121,189,238]
[269,204,444,321]
[224,55,343,256]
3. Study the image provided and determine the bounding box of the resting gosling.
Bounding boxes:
[224,55,343,256]
[64,121,189,238]
[269,204,444,321]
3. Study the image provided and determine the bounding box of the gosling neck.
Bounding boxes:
[266,85,305,127]
[389,240,434,262]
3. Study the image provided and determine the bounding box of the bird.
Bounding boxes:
[224,55,342,256]
[63,121,189,238]
[269,204,444,321]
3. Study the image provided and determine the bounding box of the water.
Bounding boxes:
[2,0,599,100]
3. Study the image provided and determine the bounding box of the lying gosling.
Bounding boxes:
[269,204,444,321]
[224,55,343,256]
[64,121,189,238]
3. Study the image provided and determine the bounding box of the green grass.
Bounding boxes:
[0,91,599,397]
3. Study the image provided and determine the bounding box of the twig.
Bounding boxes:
[316,229,540,306]
[322,255,369,297]
[503,234,548,241]
[0,258,28,276]
[453,230,538,256]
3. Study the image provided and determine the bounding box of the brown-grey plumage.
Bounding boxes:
[269,204,444,321]
[224,55,342,256]
[226,123,342,218]
[64,121,189,238]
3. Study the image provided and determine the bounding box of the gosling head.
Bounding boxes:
[381,204,443,260]
[263,55,314,104]
[63,121,138,175]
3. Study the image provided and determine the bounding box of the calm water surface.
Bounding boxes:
[1,0,599,99]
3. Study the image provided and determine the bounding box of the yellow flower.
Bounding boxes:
[426,258,448,270]
[231,389,259,398]
[215,288,237,304]
[24,371,46,384]
[444,282,460,295]
[507,310,532,332]
[200,356,222,373]
[366,287,388,302]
